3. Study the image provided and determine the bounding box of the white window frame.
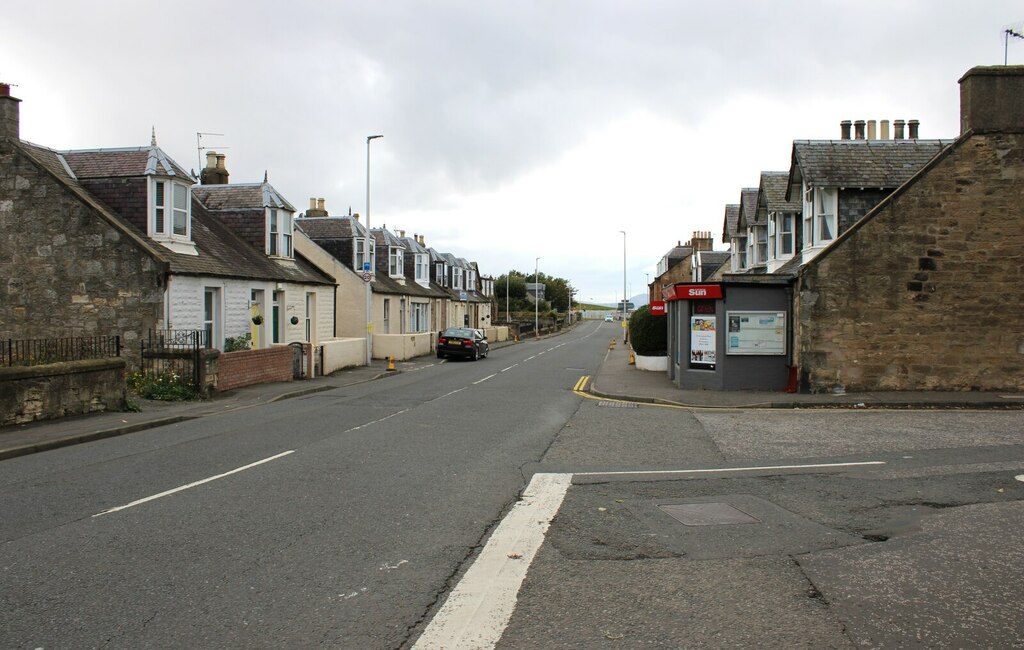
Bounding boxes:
[767,217,777,260]
[803,185,815,249]
[150,178,191,240]
[409,301,429,333]
[780,213,794,256]
[815,188,837,243]
[267,208,294,258]
[268,209,279,256]
[389,247,404,277]
[415,254,428,284]
[453,268,463,290]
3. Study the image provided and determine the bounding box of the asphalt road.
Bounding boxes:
[3,320,1023,649]
[0,322,610,649]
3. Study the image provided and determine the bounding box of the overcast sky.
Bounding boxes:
[5,2,1023,304]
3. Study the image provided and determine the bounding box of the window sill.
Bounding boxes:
[155,238,198,256]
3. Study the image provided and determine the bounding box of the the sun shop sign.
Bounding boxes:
[663,283,723,301]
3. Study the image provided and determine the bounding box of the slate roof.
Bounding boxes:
[17,141,328,285]
[787,139,953,199]
[192,182,295,212]
[758,171,801,213]
[295,215,368,239]
[371,227,407,249]
[722,204,742,242]
[63,146,193,180]
[695,251,730,281]
[736,188,760,229]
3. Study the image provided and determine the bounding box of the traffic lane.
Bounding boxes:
[498,466,1024,648]
[695,409,1024,461]
[0,345,561,543]
[2,337,601,647]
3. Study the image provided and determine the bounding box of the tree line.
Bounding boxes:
[494,271,576,313]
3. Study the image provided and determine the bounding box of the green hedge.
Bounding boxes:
[628,305,667,355]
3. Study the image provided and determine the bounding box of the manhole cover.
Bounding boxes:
[597,401,638,408]
[658,502,761,526]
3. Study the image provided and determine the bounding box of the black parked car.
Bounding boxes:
[437,327,489,360]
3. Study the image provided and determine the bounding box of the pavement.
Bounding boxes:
[3,330,1023,461]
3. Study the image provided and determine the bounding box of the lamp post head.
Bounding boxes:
[367,134,384,142]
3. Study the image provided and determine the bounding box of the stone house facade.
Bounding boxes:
[795,65,1024,392]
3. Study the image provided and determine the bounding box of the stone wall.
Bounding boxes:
[796,132,1024,392]
[0,145,164,368]
[0,359,127,426]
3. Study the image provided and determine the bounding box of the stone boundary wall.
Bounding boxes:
[0,358,127,426]
[216,346,293,393]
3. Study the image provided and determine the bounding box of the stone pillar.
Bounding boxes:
[959,65,1024,134]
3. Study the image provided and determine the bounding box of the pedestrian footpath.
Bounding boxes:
[3,332,1022,460]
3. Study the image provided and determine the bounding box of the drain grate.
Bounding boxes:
[658,502,761,526]
[597,401,638,408]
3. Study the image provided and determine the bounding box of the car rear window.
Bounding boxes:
[443,328,474,338]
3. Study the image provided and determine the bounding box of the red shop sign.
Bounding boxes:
[649,300,666,316]
[664,284,723,301]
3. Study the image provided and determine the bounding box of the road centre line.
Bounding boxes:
[93,451,295,517]
[473,374,497,384]
[412,473,572,650]
[574,460,887,477]
[500,364,518,372]
[348,409,411,431]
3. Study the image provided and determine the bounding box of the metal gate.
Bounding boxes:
[140,329,207,391]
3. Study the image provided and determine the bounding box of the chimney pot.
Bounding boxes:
[317,198,325,210]
[908,119,920,139]
[867,119,877,140]
[854,120,866,139]
[840,120,852,139]
[894,119,906,139]
[880,119,890,140]
[310,198,317,210]
[0,84,9,97]
[216,153,226,169]
[206,151,218,168]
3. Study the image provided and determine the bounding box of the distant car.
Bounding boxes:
[604,315,614,322]
[437,327,489,360]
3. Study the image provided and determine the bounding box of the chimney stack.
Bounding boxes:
[0,83,19,142]
[840,120,852,140]
[854,120,866,140]
[867,119,877,140]
[200,151,230,185]
[305,197,329,218]
[908,119,920,139]
[880,119,890,140]
[958,65,1024,134]
[894,119,906,140]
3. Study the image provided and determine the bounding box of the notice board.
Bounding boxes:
[726,311,786,355]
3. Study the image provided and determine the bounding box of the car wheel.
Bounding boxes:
[472,348,479,361]
[437,352,445,359]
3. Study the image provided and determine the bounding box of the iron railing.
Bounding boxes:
[2,336,121,367]
[139,329,208,391]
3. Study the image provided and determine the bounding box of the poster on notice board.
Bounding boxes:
[690,316,716,368]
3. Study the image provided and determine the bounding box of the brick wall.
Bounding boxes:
[216,346,293,393]
[0,144,164,369]
[796,132,1024,392]
[0,359,127,426]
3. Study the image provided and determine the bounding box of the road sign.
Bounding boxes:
[363,262,371,272]
[459,291,468,301]
[362,272,372,282]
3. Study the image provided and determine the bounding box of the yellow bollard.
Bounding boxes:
[387,356,396,371]
[629,351,635,365]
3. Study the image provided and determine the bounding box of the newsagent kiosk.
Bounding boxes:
[663,276,793,391]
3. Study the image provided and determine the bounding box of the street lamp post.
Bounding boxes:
[365,134,383,365]
[534,257,541,338]
[620,230,627,342]
[506,270,510,324]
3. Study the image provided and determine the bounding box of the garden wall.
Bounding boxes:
[0,358,126,426]
[215,346,293,393]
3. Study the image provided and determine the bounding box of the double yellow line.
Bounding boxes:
[573,375,591,392]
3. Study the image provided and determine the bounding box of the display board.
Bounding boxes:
[726,311,786,355]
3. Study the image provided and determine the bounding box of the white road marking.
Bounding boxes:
[574,460,886,477]
[500,364,518,372]
[473,374,497,384]
[93,450,294,517]
[413,472,572,650]
[1016,474,1024,483]
[524,355,537,361]
[347,409,411,432]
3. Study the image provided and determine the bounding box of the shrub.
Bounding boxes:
[127,370,199,401]
[628,305,667,356]
[223,335,251,352]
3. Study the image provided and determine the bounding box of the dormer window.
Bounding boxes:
[415,253,428,285]
[453,268,463,290]
[150,179,190,239]
[268,208,294,258]
[355,237,375,272]
[436,262,448,287]
[389,247,404,277]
